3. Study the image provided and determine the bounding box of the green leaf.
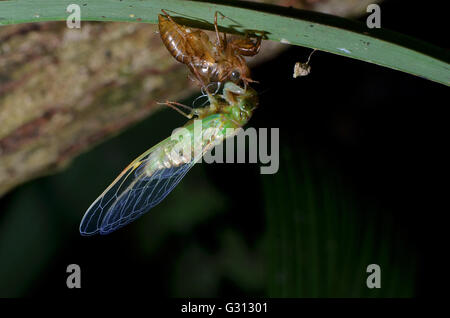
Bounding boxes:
[0,0,448,85]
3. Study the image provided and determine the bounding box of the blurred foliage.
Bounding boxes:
[263,146,416,297]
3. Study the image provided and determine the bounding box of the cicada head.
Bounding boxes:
[222,82,258,126]
[215,55,254,88]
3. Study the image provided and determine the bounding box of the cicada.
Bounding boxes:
[79,82,258,235]
[158,10,261,88]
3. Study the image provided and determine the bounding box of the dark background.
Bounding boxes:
[0,0,447,297]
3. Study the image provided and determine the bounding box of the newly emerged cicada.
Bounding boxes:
[79,82,258,235]
[158,10,262,89]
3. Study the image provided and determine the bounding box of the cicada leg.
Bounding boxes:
[157,100,196,119]
[229,31,263,57]
[187,63,209,88]
[214,11,229,51]
[212,11,263,57]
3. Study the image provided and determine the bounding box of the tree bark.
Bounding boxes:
[0,22,199,196]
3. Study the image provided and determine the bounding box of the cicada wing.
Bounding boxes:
[79,147,199,235]
[79,146,156,236]
[79,129,223,235]
[98,161,195,235]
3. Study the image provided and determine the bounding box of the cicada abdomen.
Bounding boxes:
[158,12,213,66]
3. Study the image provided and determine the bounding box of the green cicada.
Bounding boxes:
[79,82,258,235]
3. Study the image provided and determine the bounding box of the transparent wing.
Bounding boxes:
[79,141,200,236]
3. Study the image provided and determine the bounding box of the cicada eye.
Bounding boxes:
[241,101,252,111]
[230,70,240,82]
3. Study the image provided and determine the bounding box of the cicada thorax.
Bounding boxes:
[144,81,259,178]
[187,54,250,87]
[144,115,228,177]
